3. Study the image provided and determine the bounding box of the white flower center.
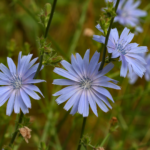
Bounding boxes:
[80,78,92,90]
[10,75,22,89]
[116,43,126,55]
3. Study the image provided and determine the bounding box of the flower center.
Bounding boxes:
[80,78,92,90]
[116,43,126,55]
[10,75,22,89]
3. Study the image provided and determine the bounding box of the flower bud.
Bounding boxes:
[19,126,32,143]
[44,3,51,16]
[83,28,94,37]
[96,147,105,150]
[51,56,63,65]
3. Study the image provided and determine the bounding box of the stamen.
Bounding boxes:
[80,77,92,90]
[10,74,22,89]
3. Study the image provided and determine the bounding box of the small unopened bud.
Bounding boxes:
[96,147,105,150]
[19,126,32,143]
[44,3,51,16]
[110,117,118,125]
[51,56,63,65]
[109,117,118,132]
[83,28,94,37]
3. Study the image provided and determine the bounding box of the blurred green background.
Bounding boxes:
[0,0,150,150]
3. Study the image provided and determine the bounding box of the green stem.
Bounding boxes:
[99,0,120,71]
[67,0,90,57]
[34,0,57,79]
[9,112,24,147]
[100,132,110,147]
[77,117,87,150]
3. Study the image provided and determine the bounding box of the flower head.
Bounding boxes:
[93,27,148,78]
[128,54,150,84]
[0,52,45,116]
[105,0,147,32]
[53,50,120,117]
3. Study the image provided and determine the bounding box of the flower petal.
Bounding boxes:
[6,90,16,116]
[22,87,40,100]
[20,88,31,108]
[53,79,75,86]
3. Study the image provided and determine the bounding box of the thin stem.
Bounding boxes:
[77,117,87,150]
[9,112,24,147]
[99,0,120,71]
[34,0,57,79]
[100,132,110,147]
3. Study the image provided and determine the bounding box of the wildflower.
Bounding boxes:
[19,126,32,143]
[128,54,150,84]
[83,28,94,37]
[53,50,120,117]
[105,0,147,32]
[93,27,147,78]
[0,52,45,116]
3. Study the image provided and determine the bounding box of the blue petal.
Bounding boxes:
[87,90,98,116]
[18,54,33,76]
[83,49,90,75]
[70,96,80,115]
[92,86,114,102]
[14,90,20,113]
[0,72,10,81]
[7,57,17,75]
[128,46,148,54]
[64,90,82,111]
[93,35,105,44]
[0,63,12,78]
[120,55,128,77]
[71,55,82,78]
[88,51,100,76]
[17,91,29,114]
[91,89,109,112]
[83,92,89,117]
[0,86,12,96]
[0,89,12,106]
[6,90,16,116]
[53,79,75,85]
[119,27,130,42]
[23,79,45,84]
[125,54,146,64]
[56,88,79,104]
[17,52,22,73]
[60,60,78,77]
[92,89,112,109]
[0,80,10,85]
[54,67,79,82]
[22,87,40,100]
[53,86,78,96]
[93,81,120,90]
[20,88,31,108]
[78,91,86,115]
[95,24,104,33]
[24,85,44,97]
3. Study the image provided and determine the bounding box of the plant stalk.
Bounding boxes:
[99,0,120,71]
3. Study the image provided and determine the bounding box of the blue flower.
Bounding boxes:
[128,54,150,84]
[0,52,45,116]
[53,50,120,117]
[93,27,147,78]
[105,0,147,32]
